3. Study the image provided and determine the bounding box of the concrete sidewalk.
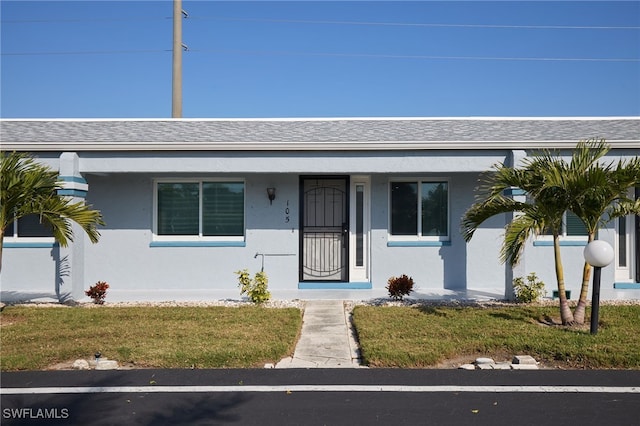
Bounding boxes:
[275,300,362,368]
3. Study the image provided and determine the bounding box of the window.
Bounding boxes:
[4,214,54,239]
[355,184,364,266]
[540,212,588,238]
[390,180,449,239]
[155,180,244,240]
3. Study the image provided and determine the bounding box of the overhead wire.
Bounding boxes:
[2,14,638,62]
[3,49,638,62]
[3,15,639,30]
[190,16,640,30]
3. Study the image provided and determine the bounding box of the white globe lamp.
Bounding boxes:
[583,240,614,268]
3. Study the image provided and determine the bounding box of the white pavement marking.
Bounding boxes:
[2,385,639,395]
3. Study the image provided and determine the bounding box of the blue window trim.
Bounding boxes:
[4,242,58,248]
[298,282,372,290]
[613,282,640,290]
[387,240,451,247]
[150,241,246,247]
[533,240,587,247]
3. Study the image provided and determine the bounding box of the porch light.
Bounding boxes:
[267,187,276,205]
[583,240,614,335]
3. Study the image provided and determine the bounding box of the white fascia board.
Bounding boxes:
[4,116,638,121]
[3,139,640,152]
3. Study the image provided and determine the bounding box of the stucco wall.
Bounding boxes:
[81,173,301,300]
[1,247,59,301]
[2,150,638,302]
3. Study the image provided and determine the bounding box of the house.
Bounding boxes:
[1,117,639,303]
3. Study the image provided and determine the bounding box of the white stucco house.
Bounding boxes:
[1,117,639,303]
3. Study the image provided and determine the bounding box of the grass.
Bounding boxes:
[0,306,302,371]
[352,304,640,369]
[3,303,639,371]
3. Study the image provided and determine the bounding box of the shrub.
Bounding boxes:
[512,273,546,303]
[235,269,271,304]
[85,281,109,304]
[386,274,414,300]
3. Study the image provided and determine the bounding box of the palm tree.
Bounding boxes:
[566,140,640,324]
[0,151,104,272]
[463,140,640,325]
[462,158,575,324]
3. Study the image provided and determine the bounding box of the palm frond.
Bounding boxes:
[1,151,104,248]
[501,215,538,266]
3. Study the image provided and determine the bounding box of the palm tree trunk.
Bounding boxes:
[0,227,4,273]
[553,234,574,325]
[573,233,595,324]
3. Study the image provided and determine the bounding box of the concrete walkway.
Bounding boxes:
[275,300,362,368]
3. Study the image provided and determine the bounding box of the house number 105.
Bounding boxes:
[285,200,290,223]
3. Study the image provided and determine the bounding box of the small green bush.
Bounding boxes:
[235,269,271,304]
[512,272,546,303]
[386,274,414,300]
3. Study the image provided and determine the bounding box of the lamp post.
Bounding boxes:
[583,240,614,335]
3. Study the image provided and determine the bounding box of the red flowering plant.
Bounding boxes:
[85,281,109,304]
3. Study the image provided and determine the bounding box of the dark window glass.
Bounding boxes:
[421,182,448,236]
[17,214,54,237]
[356,185,364,266]
[157,183,199,235]
[202,182,244,236]
[566,212,588,236]
[390,182,417,235]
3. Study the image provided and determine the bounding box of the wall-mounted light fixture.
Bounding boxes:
[267,187,276,205]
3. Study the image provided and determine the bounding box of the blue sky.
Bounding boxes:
[1,1,639,118]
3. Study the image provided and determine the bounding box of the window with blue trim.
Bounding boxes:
[155,180,245,240]
[540,212,588,238]
[390,180,449,240]
[4,214,54,239]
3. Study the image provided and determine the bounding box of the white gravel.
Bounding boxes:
[6,298,639,311]
[7,299,306,309]
[344,297,640,312]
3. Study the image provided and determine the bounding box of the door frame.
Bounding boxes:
[349,176,371,283]
[615,187,639,283]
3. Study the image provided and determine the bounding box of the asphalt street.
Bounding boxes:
[2,369,639,425]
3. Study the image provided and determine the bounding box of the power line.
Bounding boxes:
[189,49,640,62]
[193,16,640,31]
[3,48,637,62]
[1,17,171,24]
[1,50,170,56]
[3,15,638,30]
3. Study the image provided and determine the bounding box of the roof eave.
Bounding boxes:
[3,140,640,152]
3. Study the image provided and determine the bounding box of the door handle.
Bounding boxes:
[342,223,348,248]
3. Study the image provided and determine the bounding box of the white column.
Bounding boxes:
[57,152,88,301]
[504,150,528,300]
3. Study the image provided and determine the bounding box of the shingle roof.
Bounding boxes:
[1,118,638,151]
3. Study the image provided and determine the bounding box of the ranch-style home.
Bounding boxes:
[1,117,639,303]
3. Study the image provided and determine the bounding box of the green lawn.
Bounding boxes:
[352,304,640,369]
[0,306,302,371]
[2,303,639,371]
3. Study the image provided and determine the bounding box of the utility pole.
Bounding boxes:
[172,0,184,118]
